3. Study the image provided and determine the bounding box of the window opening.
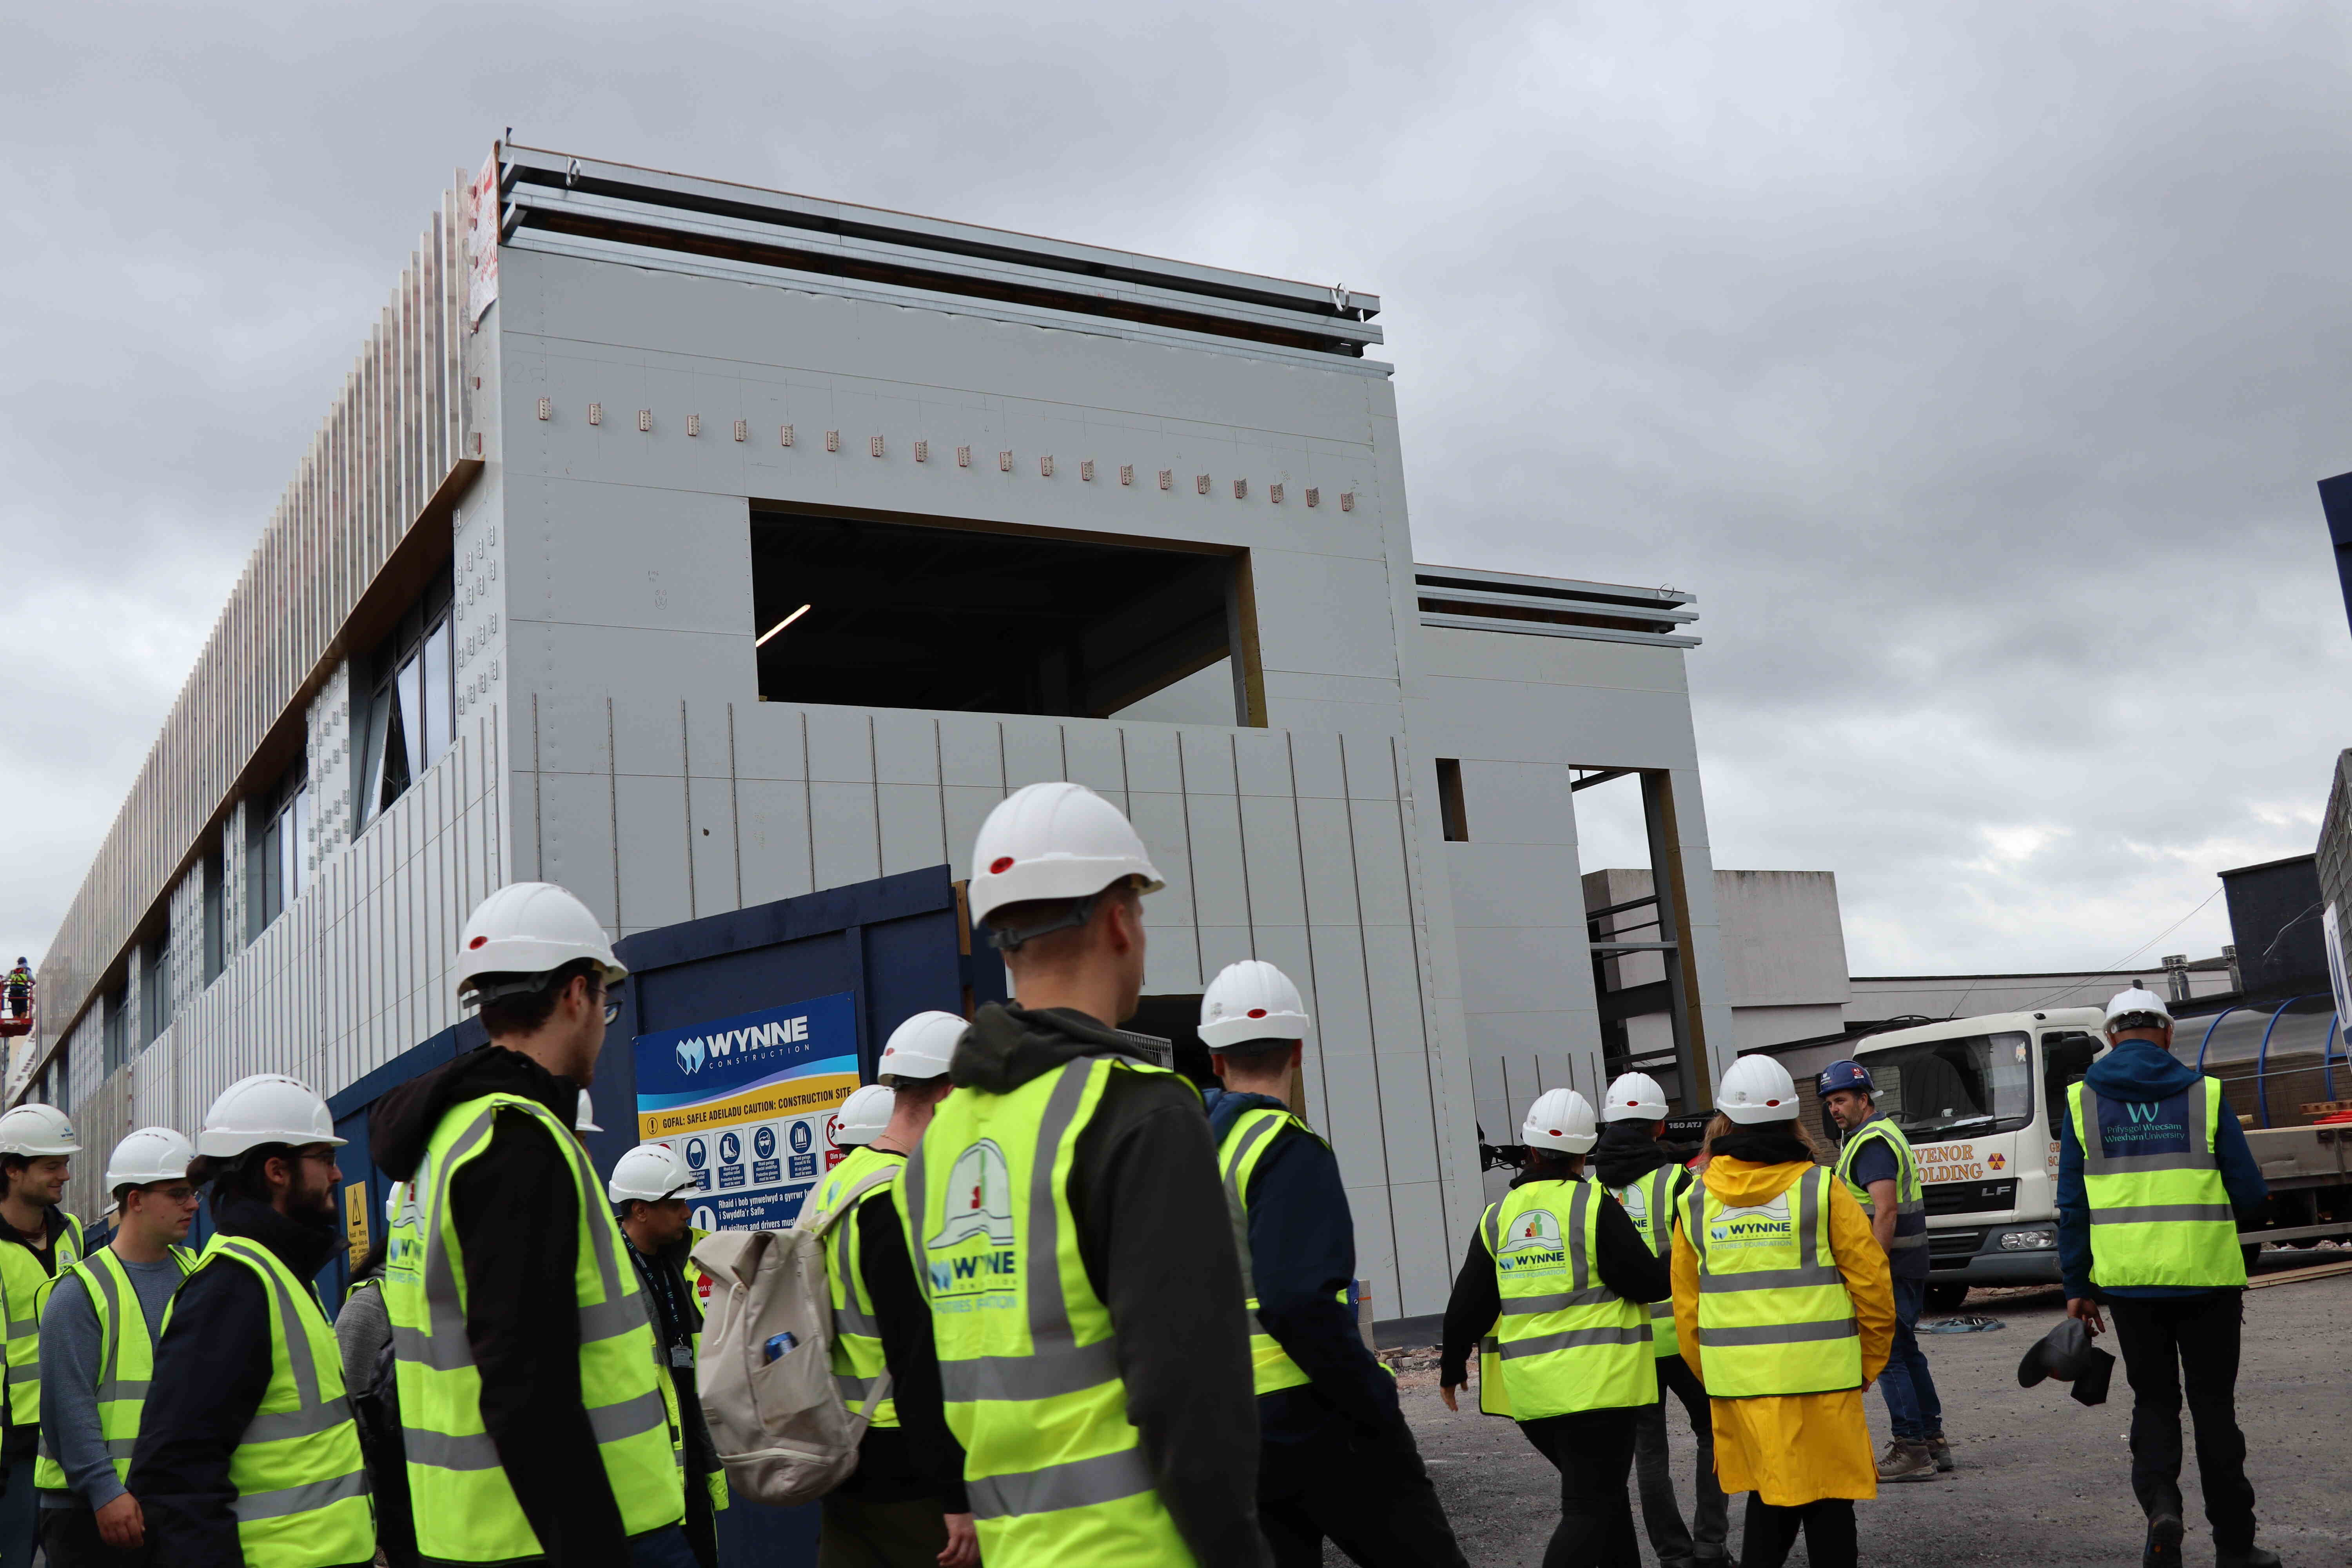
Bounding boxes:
[247,760,310,940]
[1436,759,1470,842]
[750,510,1254,722]
[356,564,455,829]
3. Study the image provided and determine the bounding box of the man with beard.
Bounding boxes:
[128,1075,374,1568]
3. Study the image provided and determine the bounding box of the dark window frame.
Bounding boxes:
[354,565,456,832]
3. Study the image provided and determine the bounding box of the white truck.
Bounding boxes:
[1847,1005,2352,1310]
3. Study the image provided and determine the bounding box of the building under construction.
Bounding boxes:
[19,143,1737,1322]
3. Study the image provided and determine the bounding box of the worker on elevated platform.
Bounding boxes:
[2060,987,2275,1568]
[2,964,30,1023]
[1200,959,1466,1568]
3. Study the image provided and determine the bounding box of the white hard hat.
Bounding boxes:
[608,1142,694,1206]
[106,1127,195,1187]
[1602,1071,1669,1123]
[196,1074,343,1158]
[1200,960,1311,1051]
[1521,1088,1599,1154]
[0,1104,81,1158]
[2104,986,2173,1031]
[878,1012,965,1085]
[575,1090,602,1133]
[385,1181,406,1225]
[967,782,1165,930]
[455,882,627,1002]
[1718,1055,1800,1124]
[836,1084,893,1147]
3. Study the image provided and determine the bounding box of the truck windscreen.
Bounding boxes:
[1859,1030,2034,1138]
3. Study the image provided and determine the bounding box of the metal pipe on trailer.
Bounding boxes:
[2252,995,2321,1129]
[2196,1005,2242,1072]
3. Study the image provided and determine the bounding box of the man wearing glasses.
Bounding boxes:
[373,882,693,1568]
[33,1129,201,1565]
[130,1075,374,1567]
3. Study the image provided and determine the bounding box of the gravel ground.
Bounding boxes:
[1369,1254,2350,1567]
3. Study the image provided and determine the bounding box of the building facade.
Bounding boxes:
[23,144,1731,1318]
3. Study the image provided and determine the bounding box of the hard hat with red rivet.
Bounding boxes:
[1199,960,1310,1050]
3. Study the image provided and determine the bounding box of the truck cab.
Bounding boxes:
[1849,1007,2105,1308]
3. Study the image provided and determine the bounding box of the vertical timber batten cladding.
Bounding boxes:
[29,142,1733,1318]
[33,174,476,1079]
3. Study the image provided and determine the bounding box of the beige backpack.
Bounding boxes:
[689,1166,899,1507]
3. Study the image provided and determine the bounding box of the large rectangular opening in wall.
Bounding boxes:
[749,508,1261,724]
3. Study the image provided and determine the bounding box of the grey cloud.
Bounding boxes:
[7,0,2352,981]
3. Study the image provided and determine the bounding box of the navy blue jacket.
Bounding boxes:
[1202,1088,1400,1443]
[2056,1039,2267,1300]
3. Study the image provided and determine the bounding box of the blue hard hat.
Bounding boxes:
[1818,1058,1875,1095]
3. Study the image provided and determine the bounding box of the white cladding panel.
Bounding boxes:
[508,694,1477,1316]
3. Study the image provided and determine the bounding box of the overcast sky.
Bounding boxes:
[7,1,2352,982]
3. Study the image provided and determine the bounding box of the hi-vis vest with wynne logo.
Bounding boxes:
[906,1054,1193,1568]
[813,1144,906,1428]
[2068,1078,2245,1289]
[165,1234,375,1568]
[1684,1167,1861,1398]
[1608,1165,1688,1358]
[384,1093,683,1562]
[2,1209,85,1426]
[1476,1180,1652,1421]
[32,1244,198,1494]
[1832,1115,1927,1252]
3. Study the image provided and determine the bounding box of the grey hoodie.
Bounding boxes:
[942,1003,1270,1568]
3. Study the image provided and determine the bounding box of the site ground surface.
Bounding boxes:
[1377,1252,2350,1567]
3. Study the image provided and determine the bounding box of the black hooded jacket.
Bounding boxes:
[1589,1119,1684,1192]
[940,1004,1270,1568]
[129,1192,352,1568]
[370,1044,641,1567]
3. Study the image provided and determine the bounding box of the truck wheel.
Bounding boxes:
[1925,1283,1967,1312]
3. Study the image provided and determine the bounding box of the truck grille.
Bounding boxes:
[1924,1180,2017,1216]
[1927,1229,1985,1269]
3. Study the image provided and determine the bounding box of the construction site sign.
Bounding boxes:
[632,992,859,1231]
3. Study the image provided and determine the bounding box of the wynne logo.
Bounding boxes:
[929,1139,1016,1250]
[1499,1208,1564,1252]
[1709,1192,1793,1244]
[676,1035,707,1075]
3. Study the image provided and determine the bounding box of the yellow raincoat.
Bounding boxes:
[1671,1156,1895,1506]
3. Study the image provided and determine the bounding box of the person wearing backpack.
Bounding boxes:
[336,1193,417,1568]
[810,1011,974,1568]
[610,1144,728,1568]
[371,882,689,1568]
[1198,961,1467,1568]
[30,1128,200,1566]
[904,782,1267,1568]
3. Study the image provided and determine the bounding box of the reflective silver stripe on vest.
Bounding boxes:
[405,1099,650,1380]
[1483,1202,1502,1258]
[2,1365,36,1387]
[1221,1112,1287,1305]
[1697,1262,1843,1294]
[2080,1081,2220,1176]
[1497,1325,1652,1358]
[836,1373,875,1402]
[230,1467,370,1524]
[965,1447,1155,1521]
[914,1060,1123,1409]
[1498,1287,1620,1316]
[1648,1300,1673,1320]
[831,1208,882,1339]
[936,1337,1122,1401]
[2090,1203,2236,1225]
[1697,1317,1860,1348]
[214,1237,369,1521]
